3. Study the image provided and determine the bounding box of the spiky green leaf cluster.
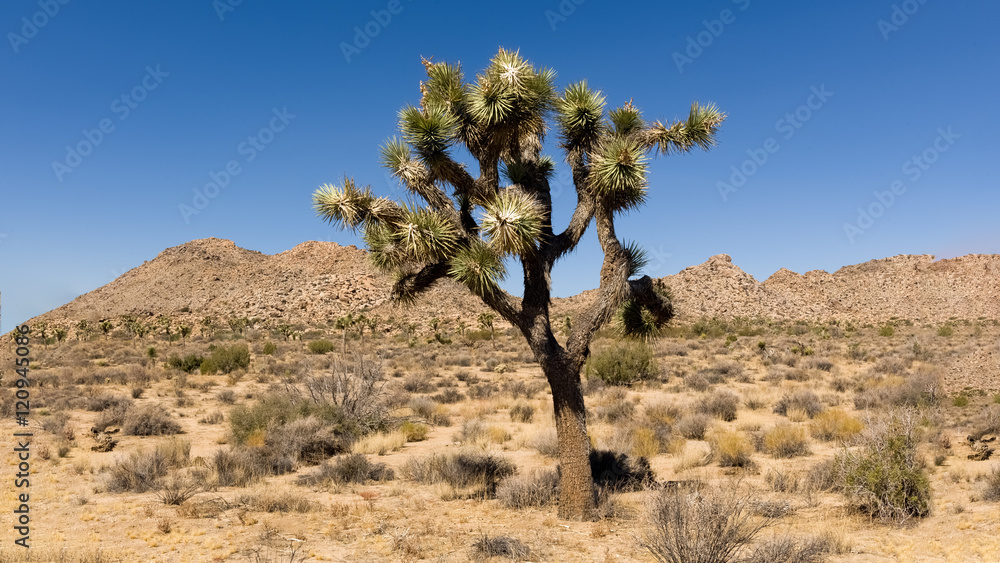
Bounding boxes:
[556,81,606,150]
[648,102,726,155]
[480,189,544,255]
[588,137,648,211]
[399,105,459,160]
[313,179,376,230]
[448,239,507,297]
[608,102,644,137]
[622,241,650,278]
[616,283,673,341]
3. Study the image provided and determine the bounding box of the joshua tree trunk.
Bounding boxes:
[543,354,595,518]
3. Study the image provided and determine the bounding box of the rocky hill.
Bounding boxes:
[24,239,1000,332]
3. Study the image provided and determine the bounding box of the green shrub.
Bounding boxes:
[261,341,278,355]
[199,358,218,375]
[936,324,954,337]
[167,354,203,373]
[878,324,895,337]
[586,340,658,386]
[210,343,250,373]
[308,339,336,355]
[837,411,930,522]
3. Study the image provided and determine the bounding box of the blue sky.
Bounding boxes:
[1,0,998,333]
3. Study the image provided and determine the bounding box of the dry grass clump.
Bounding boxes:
[105,449,168,493]
[296,453,394,486]
[398,420,429,442]
[773,390,823,419]
[763,424,811,458]
[471,534,530,561]
[458,419,512,446]
[853,369,942,410]
[641,483,767,563]
[980,467,1000,502]
[711,430,754,468]
[809,408,863,442]
[592,387,637,424]
[645,397,683,425]
[675,413,711,440]
[236,489,316,513]
[509,400,535,423]
[351,430,408,455]
[530,428,559,458]
[403,449,516,496]
[742,534,838,563]
[496,469,559,509]
[698,388,740,421]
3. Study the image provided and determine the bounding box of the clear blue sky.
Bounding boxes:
[2,0,998,333]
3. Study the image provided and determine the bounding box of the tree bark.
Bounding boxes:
[541,354,595,520]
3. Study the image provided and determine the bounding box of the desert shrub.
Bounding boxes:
[432,388,465,404]
[270,416,350,464]
[683,373,711,392]
[878,324,895,337]
[403,450,516,495]
[156,476,201,505]
[210,343,251,374]
[217,389,236,404]
[85,393,133,413]
[229,395,357,449]
[588,449,655,491]
[402,375,435,393]
[873,356,908,375]
[296,453,394,486]
[167,354,203,373]
[261,341,277,355]
[500,379,542,399]
[586,341,658,386]
[675,413,710,440]
[199,358,218,375]
[509,401,535,423]
[803,459,839,493]
[303,354,388,433]
[156,438,191,468]
[471,535,530,561]
[122,404,181,436]
[773,390,823,418]
[741,535,833,563]
[496,469,559,509]
[210,448,271,487]
[970,405,1000,440]
[593,387,636,424]
[982,467,1000,502]
[105,449,168,492]
[764,424,811,458]
[702,360,745,383]
[531,428,560,458]
[809,409,863,442]
[307,339,335,355]
[41,412,74,439]
[836,410,930,522]
[854,370,942,410]
[712,430,754,468]
[698,389,740,422]
[645,398,682,426]
[399,421,429,442]
[467,382,498,400]
[642,483,767,563]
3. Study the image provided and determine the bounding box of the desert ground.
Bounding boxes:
[1,314,999,562]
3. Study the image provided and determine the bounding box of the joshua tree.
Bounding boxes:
[477,312,496,341]
[76,319,90,341]
[335,314,354,355]
[98,320,113,340]
[313,49,724,520]
[54,327,67,344]
[178,324,192,345]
